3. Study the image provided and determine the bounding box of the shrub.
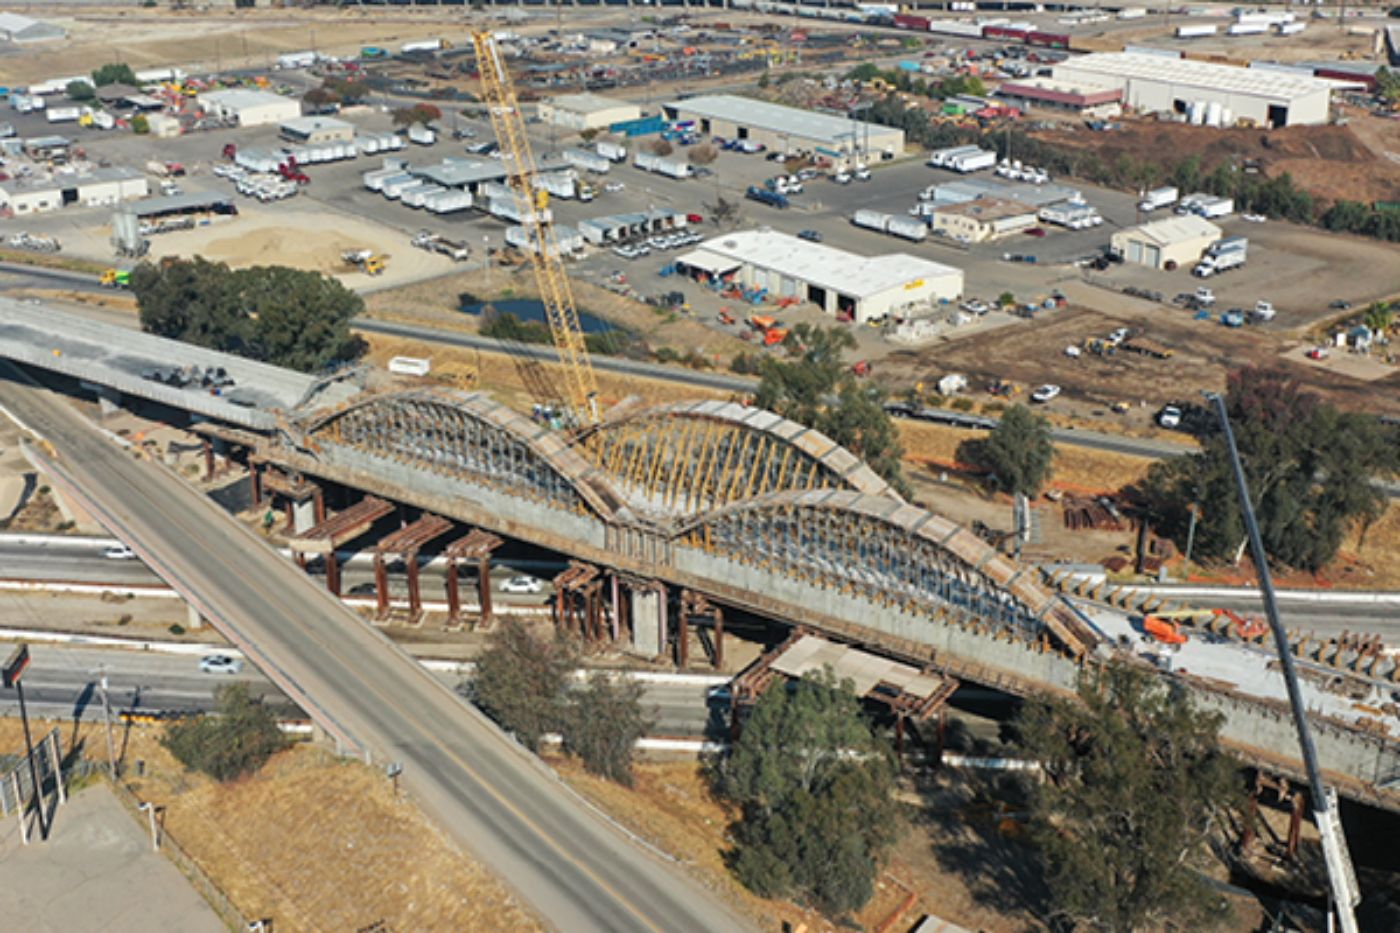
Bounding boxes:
[161,684,286,782]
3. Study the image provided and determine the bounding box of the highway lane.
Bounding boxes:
[8,535,1396,643]
[0,644,721,736]
[0,363,748,933]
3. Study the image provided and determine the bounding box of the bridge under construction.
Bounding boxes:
[2,297,1398,816]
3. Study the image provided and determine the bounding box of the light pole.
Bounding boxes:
[4,644,47,841]
[93,667,118,778]
[138,802,160,851]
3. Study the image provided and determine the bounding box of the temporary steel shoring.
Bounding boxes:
[471,31,600,423]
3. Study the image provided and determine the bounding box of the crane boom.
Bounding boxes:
[471,30,600,423]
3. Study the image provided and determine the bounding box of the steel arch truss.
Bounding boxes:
[575,399,898,517]
[303,390,618,518]
[679,490,1072,648]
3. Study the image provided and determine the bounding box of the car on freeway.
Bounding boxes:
[102,544,136,560]
[797,229,823,243]
[199,654,244,675]
[1030,384,1061,403]
[500,575,543,595]
[1157,405,1183,429]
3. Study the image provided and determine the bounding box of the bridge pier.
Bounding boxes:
[372,514,452,626]
[555,562,604,644]
[616,575,665,658]
[445,530,502,630]
[679,590,724,671]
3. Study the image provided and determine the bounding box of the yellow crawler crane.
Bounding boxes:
[471,30,601,424]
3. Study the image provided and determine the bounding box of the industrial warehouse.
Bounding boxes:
[1052,52,1343,127]
[537,92,641,131]
[198,88,303,127]
[662,94,904,163]
[676,230,962,323]
[1111,214,1222,269]
[0,167,149,215]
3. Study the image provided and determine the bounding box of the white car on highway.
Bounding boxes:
[1157,405,1183,429]
[102,544,136,560]
[199,654,243,675]
[1030,384,1061,404]
[499,575,543,595]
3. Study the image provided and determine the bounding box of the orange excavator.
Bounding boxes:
[1141,608,1270,645]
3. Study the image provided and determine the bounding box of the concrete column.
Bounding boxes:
[630,588,663,657]
[477,556,493,626]
[445,556,462,624]
[185,602,204,630]
[406,551,422,620]
[292,497,317,534]
[96,386,121,417]
[374,553,390,616]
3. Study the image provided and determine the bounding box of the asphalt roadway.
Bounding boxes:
[0,362,749,933]
[0,643,722,738]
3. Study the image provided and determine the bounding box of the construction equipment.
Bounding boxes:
[99,268,131,289]
[1144,608,1269,643]
[471,30,600,423]
[342,249,386,276]
[1143,616,1188,645]
[411,230,471,262]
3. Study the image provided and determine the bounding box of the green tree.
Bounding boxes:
[1015,662,1243,931]
[961,404,1054,497]
[130,113,149,135]
[161,683,287,782]
[131,258,364,373]
[471,621,577,751]
[324,77,369,105]
[91,63,137,87]
[66,80,95,102]
[1377,66,1400,104]
[718,671,899,917]
[1141,367,1399,571]
[1363,301,1395,335]
[303,86,339,109]
[755,324,907,494]
[236,265,365,371]
[846,62,882,82]
[561,674,653,786]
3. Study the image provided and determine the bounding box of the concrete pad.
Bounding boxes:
[0,783,225,933]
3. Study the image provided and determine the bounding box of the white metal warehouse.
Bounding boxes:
[199,89,302,128]
[677,230,962,324]
[1052,52,1338,127]
[663,95,904,164]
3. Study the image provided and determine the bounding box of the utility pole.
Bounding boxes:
[94,667,118,778]
[1208,393,1360,933]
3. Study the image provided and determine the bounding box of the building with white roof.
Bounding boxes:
[677,230,962,324]
[1111,215,1222,270]
[663,95,904,164]
[0,12,64,43]
[198,89,301,128]
[0,167,149,216]
[280,116,354,145]
[1053,52,1339,127]
[537,93,641,131]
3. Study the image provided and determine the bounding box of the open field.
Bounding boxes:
[0,717,541,933]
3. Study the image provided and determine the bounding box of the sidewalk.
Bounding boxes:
[0,783,225,933]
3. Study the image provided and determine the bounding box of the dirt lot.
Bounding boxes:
[880,289,1400,419]
[0,717,540,932]
[1034,114,1400,206]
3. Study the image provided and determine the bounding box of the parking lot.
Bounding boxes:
[5,79,1397,422]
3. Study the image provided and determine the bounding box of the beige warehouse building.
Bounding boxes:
[280,116,355,145]
[932,198,1039,243]
[1111,215,1221,269]
[199,89,302,128]
[663,94,904,164]
[677,230,961,324]
[0,167,149,216]
[537,93,640,131]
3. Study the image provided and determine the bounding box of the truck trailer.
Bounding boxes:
[948,149,996,173]
[1138,186,1178,212]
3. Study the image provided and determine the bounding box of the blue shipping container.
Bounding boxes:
[609,115,666,137]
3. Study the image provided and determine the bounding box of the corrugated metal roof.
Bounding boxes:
[666,94,900,146]
[688,230,960,300]
[1056,52,1338,101]
[1123,214,1221,246]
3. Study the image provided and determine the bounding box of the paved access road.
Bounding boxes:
[0,363,749,933]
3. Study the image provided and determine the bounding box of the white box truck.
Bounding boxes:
[407,124,437,146]
[1138,186,1178,212]
[596,140,627,162]
[927,145,980,168]
[562,148,610,174]
[853,209,893,232]
[886,217,928,242]
[949,149,996,173]
[1192,237,1247,277]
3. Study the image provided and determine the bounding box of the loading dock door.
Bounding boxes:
[1144,244,1161,268]
[808,284,827,310]
[1126,240,1143,264]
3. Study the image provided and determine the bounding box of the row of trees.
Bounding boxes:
[1141,367,1399,572]
[67,62,140,101]
[846,61,988,102]
[132,257,365,374]
[865,94,1400,241]
[304,76,372,110]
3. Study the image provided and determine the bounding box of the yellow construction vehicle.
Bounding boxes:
[471,30,600,424]
[100,268,131,289]
[341,249,386,276]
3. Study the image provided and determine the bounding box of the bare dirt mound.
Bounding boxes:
[1036,120,1400,203]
